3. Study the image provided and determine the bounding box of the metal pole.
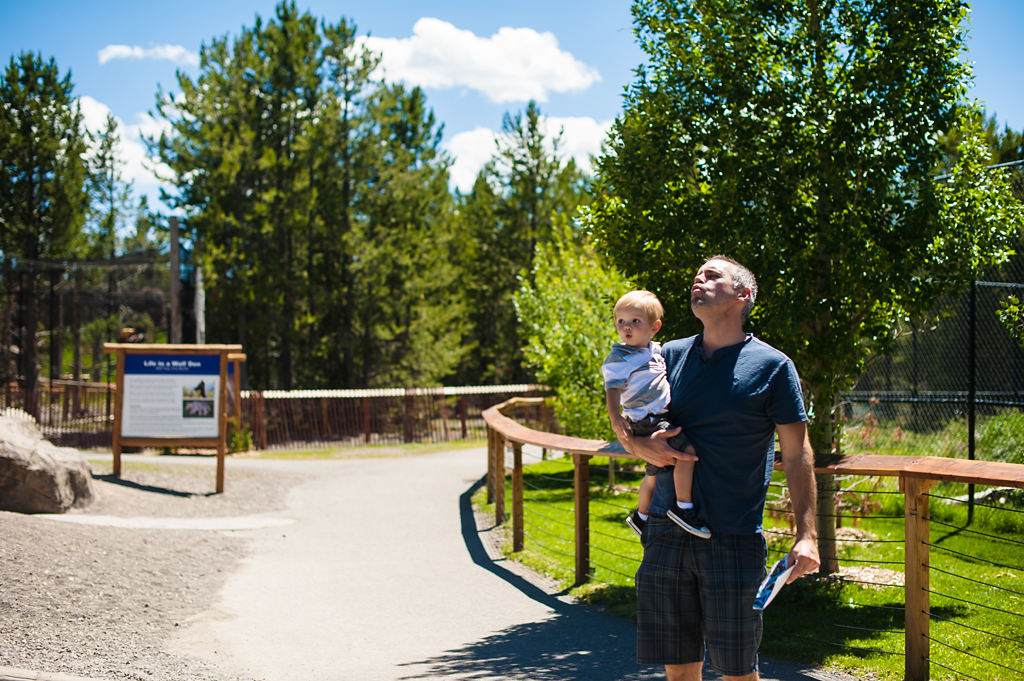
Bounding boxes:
[169,217,182,344]
[967,280,976,524]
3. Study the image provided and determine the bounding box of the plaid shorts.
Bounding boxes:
[635,516,767,676]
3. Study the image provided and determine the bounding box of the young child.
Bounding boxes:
[601,290,711,540]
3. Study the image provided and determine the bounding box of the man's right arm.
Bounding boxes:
[615,422,696,467]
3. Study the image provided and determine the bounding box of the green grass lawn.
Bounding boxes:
[475,454,1024,681]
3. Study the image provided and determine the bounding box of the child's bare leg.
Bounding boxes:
[673,460,695,504]
[638,474,656,515]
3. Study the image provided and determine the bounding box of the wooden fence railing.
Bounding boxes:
[483,396,1024,681]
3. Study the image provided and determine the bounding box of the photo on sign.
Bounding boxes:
[182,380,216,418]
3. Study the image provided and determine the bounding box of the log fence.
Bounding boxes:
[483,396,1024,681]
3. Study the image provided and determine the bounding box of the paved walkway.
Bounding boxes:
[9,447,860,681]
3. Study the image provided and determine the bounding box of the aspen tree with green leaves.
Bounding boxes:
[588,0,1020,572]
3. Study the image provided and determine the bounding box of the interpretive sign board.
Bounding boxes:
[122,354,221,438]
[105,343,244,493]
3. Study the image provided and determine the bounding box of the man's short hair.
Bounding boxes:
[707,255,757,322]
[614,290,665,324]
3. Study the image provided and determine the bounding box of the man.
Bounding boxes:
[618,256,820,681]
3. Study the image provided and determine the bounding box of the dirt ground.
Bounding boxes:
[0,456,305,681]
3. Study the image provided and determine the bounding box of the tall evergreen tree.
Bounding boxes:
[456,101,590,384]
[357,83,468,386]
[154,2,466,389]
[311,17,379,388]
[0,52,88,399]
[86,112,134,354]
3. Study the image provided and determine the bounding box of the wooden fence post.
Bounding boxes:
[440,393,450,442]
[460,395,468,440]
[512,441,524,552]
[494,432,506,525]
[255,392,267,450]
[363,396,371,444]
[574,453,592,586]
[403,389,413,443]
[903,475,933,681]
[540,401,549,460]
[486,426,495,504]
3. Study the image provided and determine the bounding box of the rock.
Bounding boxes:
[0,409,95,513]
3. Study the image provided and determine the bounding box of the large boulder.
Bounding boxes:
[0,409,95,513]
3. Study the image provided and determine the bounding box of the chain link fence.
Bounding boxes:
[843,161,1024,466]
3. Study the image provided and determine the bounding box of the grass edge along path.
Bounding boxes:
[473,454,1024,681]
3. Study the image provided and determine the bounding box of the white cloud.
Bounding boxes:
[78,96,174,192]
[444,116,613,193]
[359,18,600,103]
[98,44,199,67]
[545,116,614,174]
[445,127,500,193]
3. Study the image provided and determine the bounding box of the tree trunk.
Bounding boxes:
[90,334,102,383]
[811,387,839,575]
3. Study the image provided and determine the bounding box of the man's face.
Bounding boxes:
[690,259,742,316]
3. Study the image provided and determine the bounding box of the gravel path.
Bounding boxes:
[0,455,304,681]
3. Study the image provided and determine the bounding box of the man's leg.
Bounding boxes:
[665,663,759,681]
[664,662,703,680]
[695,532,767,680]
[635,518,704,669]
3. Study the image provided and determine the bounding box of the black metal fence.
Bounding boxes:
[843,160,1024,469]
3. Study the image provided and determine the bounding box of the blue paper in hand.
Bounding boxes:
[753,558,795,611]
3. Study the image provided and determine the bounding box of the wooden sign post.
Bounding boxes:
[104,343,243,493]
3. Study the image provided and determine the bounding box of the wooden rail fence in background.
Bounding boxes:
[6,381,548,451]
[483,396,1024,681]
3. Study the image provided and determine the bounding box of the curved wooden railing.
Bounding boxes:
[483,396,1024,681]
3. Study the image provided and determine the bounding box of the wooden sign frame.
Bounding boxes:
[104,343,244,493]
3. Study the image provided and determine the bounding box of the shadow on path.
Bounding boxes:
[394,479,661,681]
[92,473,216,498]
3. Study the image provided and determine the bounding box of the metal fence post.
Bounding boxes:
[903,475,934,681]
[512,441,524,552]
[574,453,591,586]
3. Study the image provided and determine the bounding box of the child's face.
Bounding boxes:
[614,305,662,347]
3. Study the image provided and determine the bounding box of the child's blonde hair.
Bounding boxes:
[613,290,664,325]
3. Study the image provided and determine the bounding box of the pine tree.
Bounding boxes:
[0,52,88,402]
[456,101,590,384]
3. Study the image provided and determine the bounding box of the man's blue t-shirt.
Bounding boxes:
[648,334,807,534]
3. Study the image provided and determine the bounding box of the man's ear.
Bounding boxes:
[652,319,663,335]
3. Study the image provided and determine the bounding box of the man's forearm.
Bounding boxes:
[776,421,821,579]
[783,441,817,542]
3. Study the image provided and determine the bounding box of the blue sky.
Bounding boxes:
[1,0,1021,208]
